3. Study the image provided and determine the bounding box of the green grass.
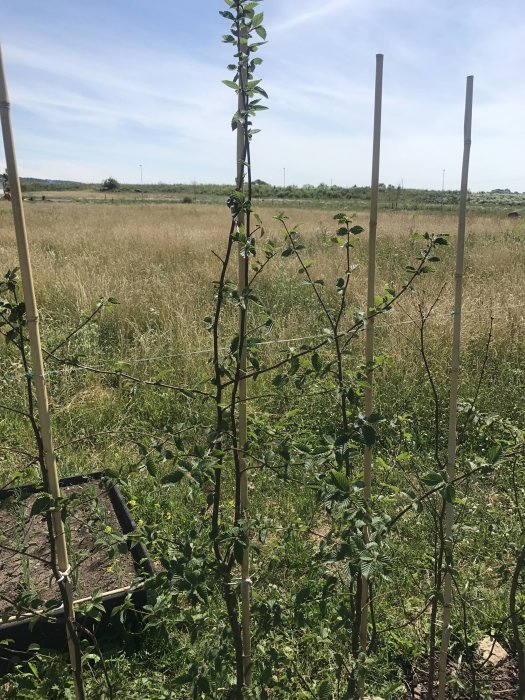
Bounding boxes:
[1,200,524,698]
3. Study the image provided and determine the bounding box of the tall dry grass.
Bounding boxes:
[1,200,524,383]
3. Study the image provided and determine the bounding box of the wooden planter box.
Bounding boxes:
[0,472,153,661]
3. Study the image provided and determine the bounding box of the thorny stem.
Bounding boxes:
[387,459,503,532]
[46,300,107,356]
[281,219,335,326]
[43,350,211,398]
[417,284,447,469]
[12,287,85,699]
[427,502,446,700]
[457,316,494,444]
[452,574,477,698]
[209,2,263,693]
[221,234,442,391]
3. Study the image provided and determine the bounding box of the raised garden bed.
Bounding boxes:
[0,471,153,659]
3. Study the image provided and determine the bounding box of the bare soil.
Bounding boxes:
[0,481,136,619]
[407,655,518,698]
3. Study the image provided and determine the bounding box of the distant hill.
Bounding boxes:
[15,178,525,213]
[21,177,89,191]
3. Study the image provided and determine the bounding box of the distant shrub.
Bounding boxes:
[182,196,193,204]
[101,177,119,192]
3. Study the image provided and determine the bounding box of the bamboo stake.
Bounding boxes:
[236,26,252,686]
[0,45,84,700]
[359,54,384,676]
[437,75,474,700]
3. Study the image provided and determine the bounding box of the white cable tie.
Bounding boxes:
[56,565,72,584]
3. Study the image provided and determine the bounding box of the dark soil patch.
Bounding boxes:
[0,481,136,619]
[406,654,518,698]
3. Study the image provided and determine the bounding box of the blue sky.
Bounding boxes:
[1,0,524,190]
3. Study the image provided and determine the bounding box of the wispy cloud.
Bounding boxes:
[1,0,525,188]
[270,0,351,32]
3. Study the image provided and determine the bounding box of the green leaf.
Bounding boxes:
[318,679,333,699]
[28,661,40,679]
[255,25,267,40]
[334,431,351,447]
[362,425,376,447]
[230,334,240,354]
[328,469,350,494]
[197,676,211,694]
[234,538,245,565]
[421,470,446,487]
[488,445,503,463]
[161,471,184,485]
[145,458,157,477]
[311,353,322,373]
[30,493,52,517]
[294,587,310,607]
[443,483,456,503]
[222,79,238,90]
[272,374,288,388]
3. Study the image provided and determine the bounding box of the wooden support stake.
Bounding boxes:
[359,53,383,691]
[437,75,474,700]
[0,44,84,700]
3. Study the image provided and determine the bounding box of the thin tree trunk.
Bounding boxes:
[437,75,474,700]
[236,22,252,687]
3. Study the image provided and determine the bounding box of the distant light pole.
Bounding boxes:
[441,169,445,210]
[283,167,286,188]
[139,164,144,200]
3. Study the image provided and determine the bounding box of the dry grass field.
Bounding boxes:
[2,198,524,462]
[1,199,524,365]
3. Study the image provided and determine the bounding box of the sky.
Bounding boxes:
[1,0,525,190]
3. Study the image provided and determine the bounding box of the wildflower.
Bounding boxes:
[129,499,137,507]
[104,525,112,534]
[138,518,144,526]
